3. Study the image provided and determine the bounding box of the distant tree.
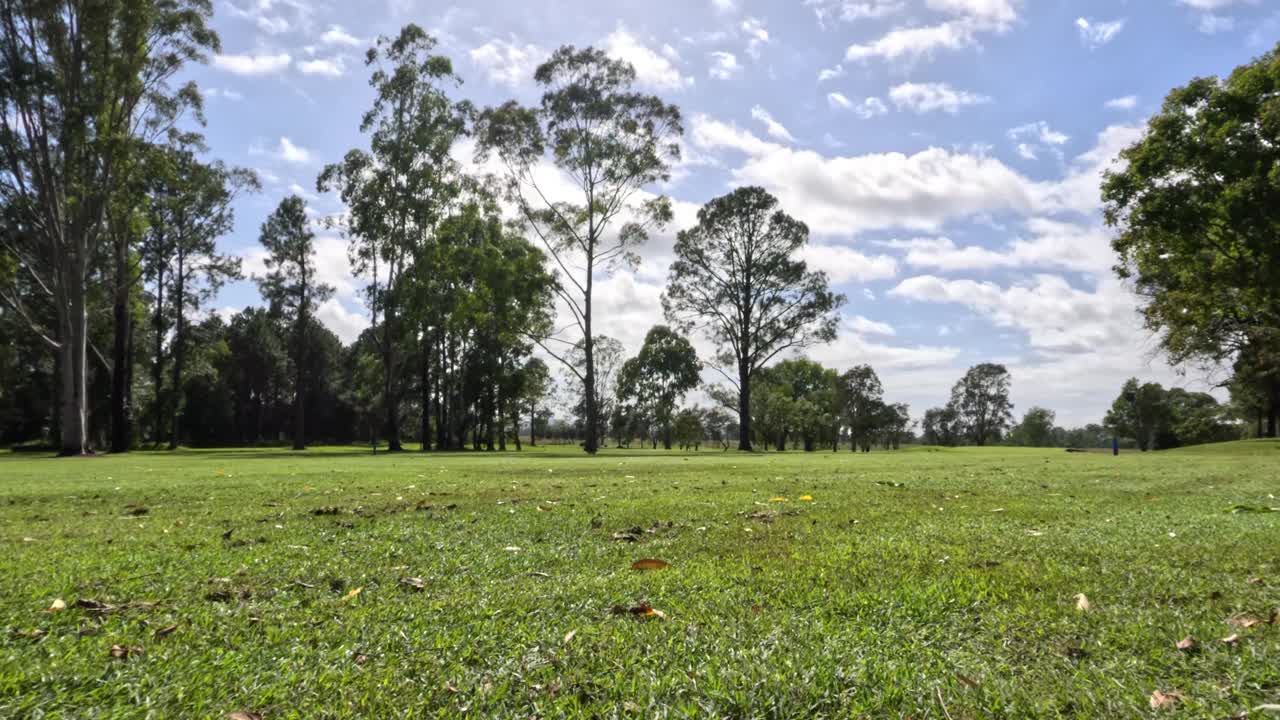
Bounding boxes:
[673,408,705,450]
[519,358,552,446]
[617,326,701,449]
[765,358,836,452]
[879,402,913,450]
[1103,378,1168,451]
[476,46,683,455]
[837,365,884,452]
[702,408,735,451]
[1102,43,1280,434]
[1009,406,1057,447]
[256,196,334,450]
[568,336,625,447]
[664,187,844,451]
[950,364,1013,446]
[922,405,962,447]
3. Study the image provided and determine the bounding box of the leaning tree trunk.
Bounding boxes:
[383,298,402,452]
[582,281,598,455]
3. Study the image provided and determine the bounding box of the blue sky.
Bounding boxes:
[185,0,1280,427]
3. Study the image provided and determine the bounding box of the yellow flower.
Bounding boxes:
[799,495,813,502]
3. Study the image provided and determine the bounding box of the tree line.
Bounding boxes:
[2,2,1276,453]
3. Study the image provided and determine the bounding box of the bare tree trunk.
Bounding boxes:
[168,254,185,450]
[737,359,753,451]
[419,328,431,452]
[583,275,598,454]
[292,300,307,451]
[59,254,89,456]
[383,293,402,451]
[110,237,132,453]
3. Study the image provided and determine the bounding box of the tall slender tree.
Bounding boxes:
[475,46,683,454]
[664,186,844,451]
[318,24,470,452]
[950,363,1014,446]
[0,0,219,455]
[256,196,333,450]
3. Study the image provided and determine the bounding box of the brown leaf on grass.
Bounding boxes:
[1176,636,1198,652]
[563,629,576,645]
[1074,593,1091,612]
[631,559,670,571]
[611,530,641,542]
[206,590,233,603]
[11,628,46,641]
[341,587,362,602]
[1228,614,1266,628]
[48,598,66,612]
[311,506,341,516]
[226,712,263,720]
[1248,577,1265,586]
[1150,690,1183,710]
[955,673,981,689]
[1221,633,1240,646]
[399,577,426,591]
[609,603,666,619]
[154,624,178,638]
[109,644,143,660]
[75,598,114,612]
[353,652,371,664]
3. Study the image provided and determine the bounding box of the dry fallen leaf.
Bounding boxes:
[109,644,143,660]
[631,559,670,571]
[154,624,178,638]
[563,629,576,645]
[75,598,112,612]
[1150,690,1184,710]
[1074,593,1091,612]
[1228,614,1265,628]
[399,577,426,591]
[226,712,263,720]
[610,603,666,619]
[48,598,66,612]
[1221,633,1240,646]
[1247,577,1265,586]
[1176,636,1198,652]
[342,587,362,602]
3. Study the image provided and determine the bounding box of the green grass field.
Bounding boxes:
[2,441,1279,718]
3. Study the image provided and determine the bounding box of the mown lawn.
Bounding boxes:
[1,441,1278,718]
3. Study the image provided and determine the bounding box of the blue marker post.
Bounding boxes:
[1112,437,1119,456]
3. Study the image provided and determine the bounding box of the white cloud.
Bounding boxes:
[205,88,244,101]
[604,28,693,91]
[1197,13,1235,33]
[845,21,977,64]
[297,57,345,77]
[926,0,1019,24]
[320,25,361,47]
[213,52,291,76]
[801,243,899,282]
[1007,121,1069,161]
[315,299,370,344]
[894,220,1112,274]
[741,17,770,58]
[1075,17,1126,48]
[1177,0,1253,8]
[817,64,845,82]
[1104,95,1138,111]
[849,315,896,336]
[711,0,736,12]
[805,0,905,27]
[889,82,991,114]
[708,51,742,80]
[828,93,888,118]
[251,137,312,165]
[750,105,797,143]
[470,37,545,87]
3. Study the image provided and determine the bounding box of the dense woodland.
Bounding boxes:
[1,2,1277,454]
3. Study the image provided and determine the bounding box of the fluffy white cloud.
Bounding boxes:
[320,25,361,47]
[849,315,896,336]
[750,105,797,143]
[470,37,545,87]
[1076,17,1126,48]
[889,82,990,114]
[800,243,899,282]
[213,52,291,76]
[1104,95,1138,111]
[708,51,742,80]
[925,0,1019,24]
[893,219,1112,274]
[845,21,977,64]
[604,28,693,91]
[251,137,314,165]
[315,299,370,344]
[711,0,736,11]
[297,57,345,77]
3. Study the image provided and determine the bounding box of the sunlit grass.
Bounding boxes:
[2,442,1278,718]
